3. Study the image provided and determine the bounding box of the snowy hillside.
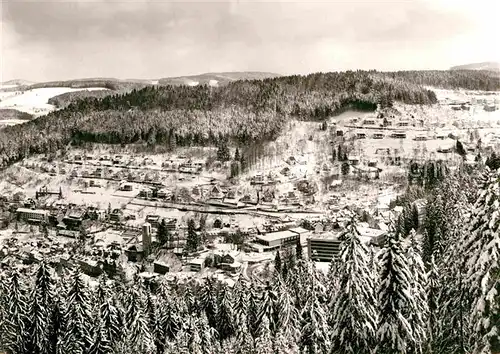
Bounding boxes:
[0,87,108,117]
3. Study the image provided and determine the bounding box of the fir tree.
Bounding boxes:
[217,285,235,341]
[99,297,123,350]
[274,251,282,276]
[157,219,170,247]
[234,313,254,354]
[186,219,200,252]
[28,261,55,354]
[463,168,500,353]
[299,283,330,354]
[234,148,240,161]
[330,220,378,354]
[405,229,429,353]
[247,284,260,338]
[426,255,440,352]
[255,314,274,354]
[124,288,155,354]
[377,230,417,354]
[61,268,93,354]
[199,278,218,330]
[3,269,29,354]
[295,237,303,260]
[88,317,113,354]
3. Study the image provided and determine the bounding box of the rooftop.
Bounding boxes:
[257,230,297,242]
[289,227,310,235]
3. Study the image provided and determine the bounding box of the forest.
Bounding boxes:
[0,70,498,169]
[0,165,498,354]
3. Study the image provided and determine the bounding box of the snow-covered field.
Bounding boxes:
[0,87,108,117]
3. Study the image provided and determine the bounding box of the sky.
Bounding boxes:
[1,0,499,82]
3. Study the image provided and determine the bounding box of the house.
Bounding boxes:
[139,188,153,198]
[367,160,378,168]
[286,156,297,165]
[191,186,202,197]
[348,156,360,166]
[484,104,498,112]
[282,191,300,205]
[280,167,291,176]
[157,189,173,199]
[363,119,377,126]
[145,214,161,228]
[390,131,407,139]
[209,185,225,200]
[397,120,411,127]
[119,182,133,192]
[153,261,169,275]
[356,132,367,139]
[413,135,428,141]
[251,174,265,185]
[189,258,205,272]
[240,193,258,205]
[62,208,87,231]
[336,129,344,137]
[372,133,385,139]
[125,244,144,262]
[329,180,343,190]
[109,209,123,222]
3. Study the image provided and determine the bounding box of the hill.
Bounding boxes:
[1,79,35,86]
[46,72,281,108]
[158,71,281,86]
[450,62,500,71]
[0,69,498,169]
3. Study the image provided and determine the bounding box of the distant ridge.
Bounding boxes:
[450,62,500,71]
[158,71,282,86]
[1,79,35,86]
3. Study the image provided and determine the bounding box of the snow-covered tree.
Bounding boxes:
[426,254,440,351]
[124,288,154,354]
[199,278,218,330]
[463,168,500,353]
[255,314,274,354]
[405,229,429,353]
[330,219,378,354]
[27,261,55,354]
[377,230,417,354]
[299,281,330,354]
[2,269,29,354]
[60,268,93,354]
[217,284,235,341]
[88,317,113,354]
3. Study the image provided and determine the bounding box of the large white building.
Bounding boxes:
[16,208,49,223]
[308,227,386,262]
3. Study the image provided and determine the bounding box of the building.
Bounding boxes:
[356,132,367,139]
[142,222,152,255]
[145,214,161,228]
[390,131,407,139]
[62,208,87,231]
[255,230,299,251]
[189,258,205,272]
[153,261,169,275]
[307,232,342,262]
[308,228,387,261]
[372,133,385,139]
[119,182,133,192]
[16,208,49,223]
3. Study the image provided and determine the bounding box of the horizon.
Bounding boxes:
[1,0,499,82]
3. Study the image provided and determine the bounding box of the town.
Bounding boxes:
[0,87,498,289]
